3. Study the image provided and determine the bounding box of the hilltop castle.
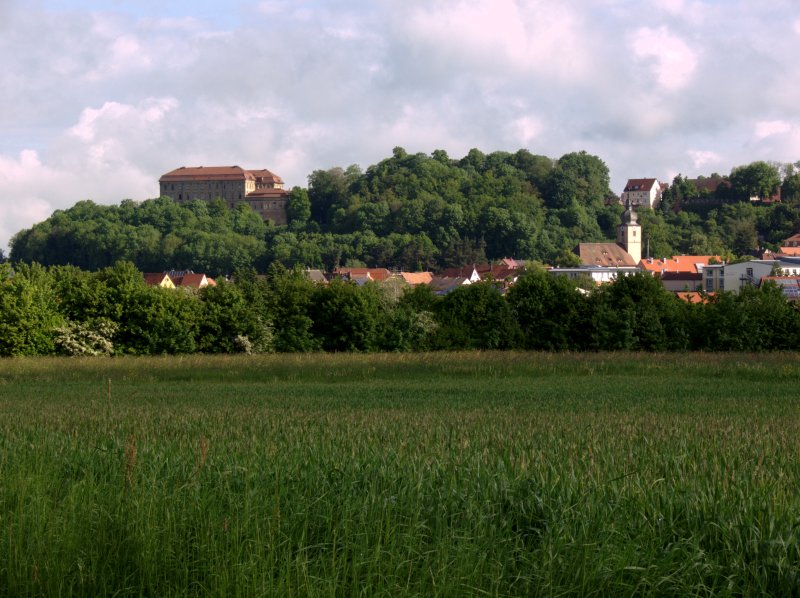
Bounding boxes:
[159,165,289,225]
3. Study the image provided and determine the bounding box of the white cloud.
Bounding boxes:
[511,116,544,146]
[630,26,698,91]
[652,0,684,13]
[688,149,721,170]
[754,120,792,140]
[3,0,800,251]
[398,0,592,81]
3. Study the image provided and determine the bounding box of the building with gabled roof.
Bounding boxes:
[143,273,175,289]
[639,255,720,292]
[550,200,642,284]
[399,272,434,285]
[170,272,216,289]
[620,178,664,209]
[427,276,472,295]
[159,165,289,224]
[437,265,481,283]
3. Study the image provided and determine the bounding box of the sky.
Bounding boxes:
[1,0,800,250]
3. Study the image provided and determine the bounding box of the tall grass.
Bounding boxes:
[0,352,798,595]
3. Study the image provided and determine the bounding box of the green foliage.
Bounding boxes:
[2,353,800,595]
[286,186,312,229]
[310,280,384,352]
[432,282,518,349]
[729,161,781,200]
[0,263,64,356]
[11,149,800,270]
[588,273,689,351]
[507,269,589,350]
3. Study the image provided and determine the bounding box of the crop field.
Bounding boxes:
[0,352,799,596]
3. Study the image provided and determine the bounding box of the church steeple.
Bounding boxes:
[617,198,641,263]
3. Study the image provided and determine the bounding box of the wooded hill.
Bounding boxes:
[10,148,800,276]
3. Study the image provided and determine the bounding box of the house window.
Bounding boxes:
[706,279,714,291]
[746,268,753,277]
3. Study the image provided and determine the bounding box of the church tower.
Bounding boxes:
[617,198,641,264]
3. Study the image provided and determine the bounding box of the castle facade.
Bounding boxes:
[159,166,289,225]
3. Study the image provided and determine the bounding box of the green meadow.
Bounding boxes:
[1,352,799,596]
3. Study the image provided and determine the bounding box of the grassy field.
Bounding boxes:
[0,352,799,596]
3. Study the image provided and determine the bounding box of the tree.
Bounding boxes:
[0,263,64,356]
[197,280,272,353]
[729,161,781,201]
[587,273,689,351]
[506,269,589,350]
[287,186,312,229]
[309,279,384,352]
[263,264,320,352]
[781,172,800,203]
[546,151,612,212]
[432,282,519,350]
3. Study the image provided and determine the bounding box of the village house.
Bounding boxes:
[168,271,216,289]
[399,272,434,285]
[143,273,175,289]
[437,265,482,283]
[142,271,215,289]
[620,178,665,209]
[775,233,800,256]
[701,259,800,293]
[639,255,719,292]
[428,276,472,295]
[159,166,289,225]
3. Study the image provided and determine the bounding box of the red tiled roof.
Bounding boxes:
[159,166,252,182]
[639,255,720,275]
[783,233,800,245]
[676,292,713,304]
[143,273,171,286]
[172,273,209,288]
[400,272,433,285]
[247,169,284,184]
[623,178,658,192]
[160,166,286,185]
[438,266,479,279]
[689,177,729,194]
[484,266,519,280]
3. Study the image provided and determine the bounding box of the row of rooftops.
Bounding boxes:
[143,271,216,289]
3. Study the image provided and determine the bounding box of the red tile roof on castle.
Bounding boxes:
[159,166,284,184]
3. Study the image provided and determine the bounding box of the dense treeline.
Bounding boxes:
[10,149,800,275]
[1,262,798,357]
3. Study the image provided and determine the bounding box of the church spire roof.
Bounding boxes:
[622,197,638,225]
